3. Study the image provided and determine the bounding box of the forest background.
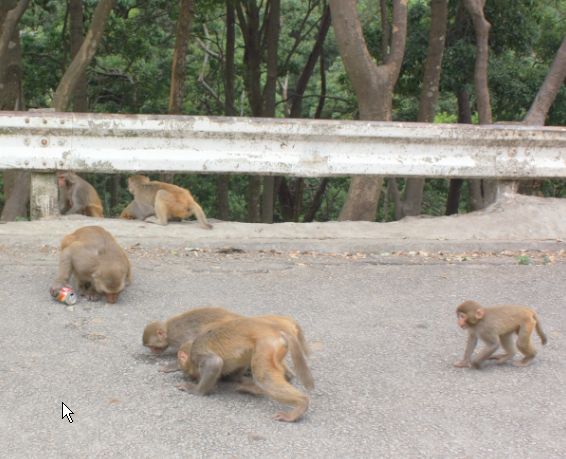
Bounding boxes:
[1,0,565,224]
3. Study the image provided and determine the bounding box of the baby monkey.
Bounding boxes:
[454,300,547,369]
[177,317,314,422]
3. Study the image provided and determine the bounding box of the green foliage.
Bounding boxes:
[5,0,566,223]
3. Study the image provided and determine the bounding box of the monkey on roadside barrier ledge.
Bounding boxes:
[176,317,314,422]
[142,308,310,375]
[51,226,131,304]
[454,300,547,369]
[121,175,212,228]
[58,172,104,218]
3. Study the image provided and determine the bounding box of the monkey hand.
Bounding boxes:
[176,382,199,394]
[453,360,472,368]
[159,362,180,373]
[471,360,483,369]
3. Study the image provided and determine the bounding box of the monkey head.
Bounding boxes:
[91,265,128,304]
[127,175,150,193]
[142,321,169,353]
[456,300,485,328]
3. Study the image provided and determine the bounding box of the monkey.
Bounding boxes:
[143,307,242,372]
[51,226,131,304]
[143,309,309,374]
[119,199,154,220]
[176,317,314,422]
[58,172,104,218]
[454,300,547,369]
[123,175,212,229]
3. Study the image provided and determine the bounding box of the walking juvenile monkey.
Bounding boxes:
[51,226,131,303]
[454,300,547,369]
[58,172,104,217]
[142,308,309,373]
[123,175,212,228]
[176,317,314,422]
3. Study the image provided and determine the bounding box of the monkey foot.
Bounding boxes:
[176,382,198,393]
[453,361,472,368]
[273,411,298,423]
[512,359,534,367]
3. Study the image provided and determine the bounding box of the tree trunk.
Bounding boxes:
[216,0,236,221]
[464,0,496,208]
[0,0,28,222]
[278,5,331,222]
[69,0,88,112]
[236,1,262,222]
[446,87,471,215]
[53,0,115,111]
[0,0,27,65]
[524,36,566,126]
[400,0,448,218]
[260,0,280,223]
[329,0,408,221]
[169,0,194,115]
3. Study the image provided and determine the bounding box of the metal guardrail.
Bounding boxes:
[1,111,566,219]
[2,111,566,178]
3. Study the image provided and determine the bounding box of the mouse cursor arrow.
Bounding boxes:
[62,402,74,423]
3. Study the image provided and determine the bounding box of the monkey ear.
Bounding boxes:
[157,329,166,339]
[475,308,485,320]
[177,350,188,362]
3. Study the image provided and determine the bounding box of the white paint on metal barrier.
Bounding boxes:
[1,111,566,178]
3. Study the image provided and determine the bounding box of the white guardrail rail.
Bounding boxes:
[0,111,566,218]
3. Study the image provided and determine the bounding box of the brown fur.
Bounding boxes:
[142,309,310,374]
[123,175,212,228]
[454,300,547,369]
[177,317,314,422]
[51,226,131,303]
[58,172,104,218]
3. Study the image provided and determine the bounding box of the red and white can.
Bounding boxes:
[51,286,77,305]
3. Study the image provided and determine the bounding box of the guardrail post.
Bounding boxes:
[495,180,519,201]
[30,172,59,220]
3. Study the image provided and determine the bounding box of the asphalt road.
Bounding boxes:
[1,220,565,458]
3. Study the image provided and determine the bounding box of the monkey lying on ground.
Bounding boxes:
[58,172,104,217]
[51,226,131,304]
[176,317,314,422]
[454,300,547,369]
[121,175,212,228]
[142,308,309,374]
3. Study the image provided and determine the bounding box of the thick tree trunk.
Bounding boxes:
[0,0,26,65]
[0,0,28,222]
[53,0,115,111]
[329,0,408,221]
[401,0,448,218]
[524,36,566,126]
[69,0,88,112]
[168,0,194,115]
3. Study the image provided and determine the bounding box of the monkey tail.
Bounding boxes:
[534,314,547,345]
[191,202,213,229]
[282,332,314,390]
[296,324,310,356]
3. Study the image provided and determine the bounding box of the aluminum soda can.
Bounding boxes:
[51,286,77,305]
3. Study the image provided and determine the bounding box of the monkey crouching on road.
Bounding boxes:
[176,317,314,422]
